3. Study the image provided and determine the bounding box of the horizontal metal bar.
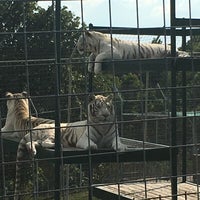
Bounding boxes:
[1,57,200,72]
[0,0,78,1]
[172,18,200,27]
[89,23,200,36]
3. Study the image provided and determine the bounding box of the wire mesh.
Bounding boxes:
[0,0,200,200]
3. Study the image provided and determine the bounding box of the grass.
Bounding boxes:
[69,190,100,200]
[21,190,101,200]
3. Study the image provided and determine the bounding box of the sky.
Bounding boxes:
[38,0,200,46]
[38,0,200,28]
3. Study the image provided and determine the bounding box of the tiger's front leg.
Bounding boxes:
[94,51,121,74]
[88,53,96,72]
[111,137,127,151]
[1,124,22,139]
[1,129,20,139]
[76,133,97,150]
[40,139,55,148]
[26,139,55,157]
[26,141,39,157]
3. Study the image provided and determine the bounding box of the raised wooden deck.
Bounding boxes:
[1,137,170,164]
[93,181,200,200]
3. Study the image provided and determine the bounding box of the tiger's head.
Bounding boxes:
[5,91,29,117]
[77,31,107,55]
[88,94,114,123]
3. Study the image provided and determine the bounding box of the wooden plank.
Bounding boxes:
[93,182,200,200]
[100,58,200,74]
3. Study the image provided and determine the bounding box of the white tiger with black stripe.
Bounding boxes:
[14,94,126,199]
[77,31,189,74]
[1,91,54,140]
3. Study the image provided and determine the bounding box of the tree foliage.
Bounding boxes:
[185,35,200,52]
[0,2,126,121]
[1,2,200,197]
[0,2,82,119]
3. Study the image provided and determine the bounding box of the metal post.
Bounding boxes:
[88,72,93,93]
[170,1,177,200]
[54,0,61,199]
[171,57,178,200]
[0,109,6,198]
[182,69,187,182]
[144,71,149,142]
[181,27,187,182]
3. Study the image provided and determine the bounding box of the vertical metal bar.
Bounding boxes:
[144,71,149,142]
[162,0,167,51]
[170,1,177,200]
[87,80,93,200]
[135,0,147,198]
[0,109,6,198]
[181,27,187,183]
[23,3,38,199]
[54,0,61,199]
[108,0,122,199]
[88,72,93,93]
[182,69,187,182]
[184,191,187,200]
[78,1,93,200]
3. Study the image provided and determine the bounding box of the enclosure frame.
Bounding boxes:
[0,0,200,200]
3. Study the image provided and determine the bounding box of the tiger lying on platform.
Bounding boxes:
[14,94,126,199]
[1,91,54,139]
[76,30,189,74]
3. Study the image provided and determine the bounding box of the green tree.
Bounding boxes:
[181,35,200,111]
[0,2,82,120]
[185,35,200,52]
[151,36,162,44]
[0,2,82,196]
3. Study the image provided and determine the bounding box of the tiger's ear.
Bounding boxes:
[22,91,28,97]
[85,30,92,37]
[106,94,113,102]
[5,92,13,98]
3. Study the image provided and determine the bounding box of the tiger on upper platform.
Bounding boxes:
[77,30,189,74]
[1,91,54,140]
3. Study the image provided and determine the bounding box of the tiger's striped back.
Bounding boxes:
[1,91,54,139]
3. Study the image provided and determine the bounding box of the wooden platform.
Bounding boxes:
[93,181,200,200]
[101,57,200,74]
[1,137,171,164]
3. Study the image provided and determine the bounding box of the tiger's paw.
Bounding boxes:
[177,51,190,57]
[76,140,98,150]
[88,62,94,72]
[26,142,37,156]
[94,63,102,74]
[88,143,98,150]
[112,142,127,151]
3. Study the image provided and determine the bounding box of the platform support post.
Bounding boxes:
[182,27,187,182]
[54,0,61,199]
[170,1,178,199]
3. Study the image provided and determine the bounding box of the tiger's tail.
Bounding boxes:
[14,137,31,200]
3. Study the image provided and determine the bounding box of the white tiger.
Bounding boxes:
[76,30,189,74]
[1,91,54,140]
[14,94,126,199]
